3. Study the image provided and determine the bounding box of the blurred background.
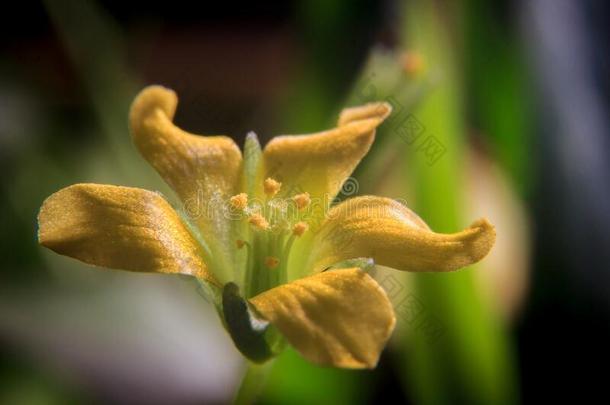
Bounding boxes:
[1,0,608,403]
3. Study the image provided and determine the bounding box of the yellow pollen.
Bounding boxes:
[293,192,311,210]
[263,177,282,197]
[248,213,269,230]
[292,221,309,236]
[236,239,246,249]
[265,256,280,269]
[230,193,248,210]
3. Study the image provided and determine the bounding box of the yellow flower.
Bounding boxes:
[37,86,495,369]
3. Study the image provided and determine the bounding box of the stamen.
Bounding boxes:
[248,213,269,230]
[230,193,248,210]
[292,221,309,237]
[292,192,311,210]
[263,178,282,197]
[236,239,247,249]
[264,256,280,269]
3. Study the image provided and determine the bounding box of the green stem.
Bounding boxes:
[233,361,273,405]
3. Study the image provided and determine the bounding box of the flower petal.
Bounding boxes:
[38,183,217,285]
[129,86,242,261]
[262,102,392,205]
[249,268,396,369]
[308,196,496,273]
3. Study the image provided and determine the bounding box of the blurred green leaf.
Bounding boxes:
[464,0,534,196]
[397,1,518,404]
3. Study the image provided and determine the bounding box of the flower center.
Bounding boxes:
[230,177,311,297]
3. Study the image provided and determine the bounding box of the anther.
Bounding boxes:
[292,222,309,237]
[263,178,281,197]
[248,213,269,230]
[230,193,248,210]
[400,51,425,77]
[292,192,311,210]
[236,239,246,249]
[264,256,280,269]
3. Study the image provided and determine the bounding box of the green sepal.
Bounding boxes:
[193,277,222,308]
[222,282,276,363]
[326,257,376,273]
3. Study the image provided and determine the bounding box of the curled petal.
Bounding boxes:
[262,102,392,205]
[38,183,216,284]
[309,196,496,273]
[338,102,393,126]
[129,86,242,257]
[249,268,396,369]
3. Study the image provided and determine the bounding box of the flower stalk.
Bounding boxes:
[233,362,273,405]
